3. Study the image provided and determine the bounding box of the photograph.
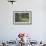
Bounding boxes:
[13,11,32,25]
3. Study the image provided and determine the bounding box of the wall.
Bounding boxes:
[0,0,46,41]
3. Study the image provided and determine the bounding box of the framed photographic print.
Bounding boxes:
[13,11,32,25]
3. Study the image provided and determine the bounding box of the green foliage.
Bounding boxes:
[15,13,29,22]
